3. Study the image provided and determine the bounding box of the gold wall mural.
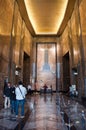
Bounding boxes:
[37,43,56,90]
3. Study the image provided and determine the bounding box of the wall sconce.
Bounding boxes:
[72,67,78,75]
[15,70,19,75]
[15,65,21,75]
[74,72,78,75]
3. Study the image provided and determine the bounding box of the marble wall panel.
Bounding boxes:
[24,26,32,56]
[79,0,86,59]
[13,2,22,66]
[78,0,86,97]
[0,0,14,35]
[0,0,14,61]
[0,0,14,104]
[70,6,80,67]
[37,43,56,90]
[0,0,14,87]
[60,0,86,97]
[0,0,33,85]
[61,26,69,55]
[34,36,58,43]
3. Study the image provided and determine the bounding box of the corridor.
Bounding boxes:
[1,0,86,129]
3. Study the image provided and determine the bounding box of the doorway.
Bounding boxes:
[62,52,70,92]
[23,52,30,86]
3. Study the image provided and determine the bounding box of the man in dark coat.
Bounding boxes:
[4,82,11,109]
[10,85,16,114]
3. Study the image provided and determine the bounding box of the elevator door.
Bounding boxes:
[62,52,70,92]
[23,52,30,86]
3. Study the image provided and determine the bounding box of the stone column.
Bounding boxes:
[77,0,85,97]
[8,0,16,83]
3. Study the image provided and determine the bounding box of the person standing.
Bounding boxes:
[34,82,37,93]
[27,84,32,95]
[3,82,11,109]
[10,85,16,114]
[43,84,48,93]
[15,81,27,118]
[50,84,53,94]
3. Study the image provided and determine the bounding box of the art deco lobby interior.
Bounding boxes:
[0,0,86,130]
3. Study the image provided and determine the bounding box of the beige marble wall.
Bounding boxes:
[0,0,14,68]
[60,0,86,97]
[13,2,22,67]
[24,26,33,56]
[70,5,80,67]
[0,0,33,86]
[0,0,14,86]
[78,0,86,96]
[79,0,86,54]
[0,0,14,106]
[79,0,86,76]
[60,26,69,55]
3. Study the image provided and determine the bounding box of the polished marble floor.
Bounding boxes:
[23,93,86,130]
[57,93,86,130]
[23,94,67,130]
[0,93,86,130]
[0,98,31,130]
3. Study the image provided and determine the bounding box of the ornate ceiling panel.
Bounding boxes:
[17,0,76,36]
[24,0,68,35]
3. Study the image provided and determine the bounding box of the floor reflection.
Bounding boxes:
[0,93,85,129]
[23,94,67,130]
